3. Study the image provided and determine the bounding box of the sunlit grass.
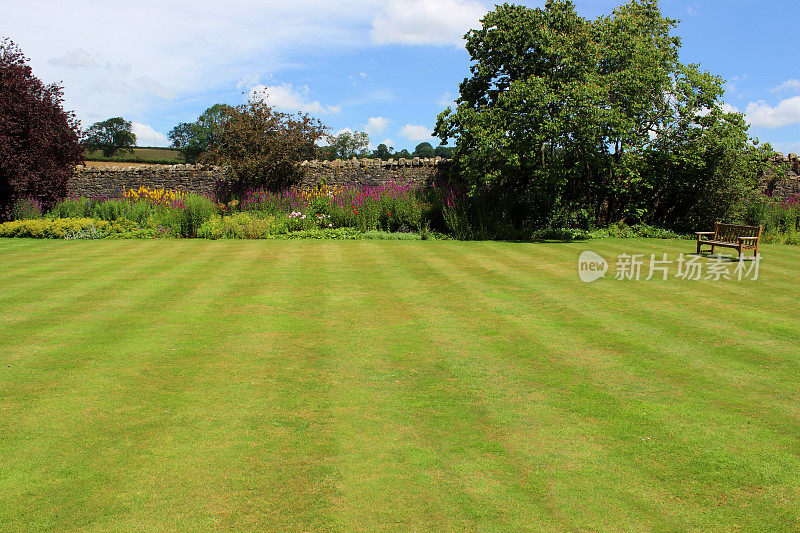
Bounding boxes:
[1,238,798,529]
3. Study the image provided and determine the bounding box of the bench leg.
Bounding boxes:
[696,240,702,254]
[710,245,715,255]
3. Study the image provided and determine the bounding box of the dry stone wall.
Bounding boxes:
[763,153,800,199]
[68,164,222,198]
[67,153,798,200]
[67,158,451,197]
[296,157,451,188]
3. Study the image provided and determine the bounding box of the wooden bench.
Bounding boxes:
[695,222,762,258]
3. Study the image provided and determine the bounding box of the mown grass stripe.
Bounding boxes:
[380,241,800,529]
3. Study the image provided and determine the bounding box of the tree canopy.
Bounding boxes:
[413,142,435,158]
[206,95,327,194]
[169,104,233,163]
[0,38,83,219]
[84,117,137,158]
[321,130,370,160]
[435,0,773,231]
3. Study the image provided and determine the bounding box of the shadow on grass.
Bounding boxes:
[691,252,760,262]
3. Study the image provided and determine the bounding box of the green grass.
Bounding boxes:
[1,238,799,530]
[84,147,183,164]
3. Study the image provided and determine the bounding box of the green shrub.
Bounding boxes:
[0,218,109,239]
[48,197,95,219]
[198,213,278,239]
[11,196,43,220]
[92,199,127,221]
[181,194,216,237]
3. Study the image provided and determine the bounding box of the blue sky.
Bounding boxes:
[4,0,800,154]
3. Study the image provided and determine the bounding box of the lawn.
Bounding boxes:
[1,238,799,530]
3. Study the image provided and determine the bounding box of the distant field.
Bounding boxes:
[84,147,183,164]
[1,238,799,530]
[82,161,162,169]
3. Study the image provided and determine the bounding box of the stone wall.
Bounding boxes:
[762,153,800,199]
[67,157,451,197]
[296,157,451,189]
[68,164,222,198]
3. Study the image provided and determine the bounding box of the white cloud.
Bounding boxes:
[381,138,395,148]
[371,0,487,47]
[437,91,455,107]
[770,79,800,94]
[364,116,389,136]
[745,96,800,128]
[400,124,434,142]
[248,83,341,115]
[132,122,169,147]
[686,6,698,16]
[721,102,740,114]
[4,1,383,125]
[48,48,131,73]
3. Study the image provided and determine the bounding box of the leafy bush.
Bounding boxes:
[0,218,109,239]
[49,197,95,218]
[198,213,278,239]
[11,196,43,220]
[180,194,217,237]
[206,96,327,195]
[742,193,800,244]
[92,199,127,221]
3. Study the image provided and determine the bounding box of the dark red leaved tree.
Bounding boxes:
[0,38,84,220]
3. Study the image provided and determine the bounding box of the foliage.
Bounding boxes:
[319,130,370,160]
[0,217,109,239]
[413,142,435,158]
[206,93,327,195]
[0,39,84,220]
[742,192,800,244]
[11,196,43,221]
[48,197,95,218]
[240,181,427,233]
[435,0,770,234]
[84,147,182,164]
[169,104,233,163]
[433,146,455,158]
[181,194,217,237]
[198,212,278,239]
[373,143,394,160]
[84,117,137,158]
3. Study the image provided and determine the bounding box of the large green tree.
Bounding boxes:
[435,0,770,231]
[169,104,233,163]
[327,130,371,159]
[413,142,435,158]
[84,117,136,158]
[373,143,394,160]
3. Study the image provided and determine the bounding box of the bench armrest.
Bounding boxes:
[695,232,715,235]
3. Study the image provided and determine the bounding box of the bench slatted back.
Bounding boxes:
[713,222,762,244]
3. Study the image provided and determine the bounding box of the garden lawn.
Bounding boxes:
[1,238,799,530]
